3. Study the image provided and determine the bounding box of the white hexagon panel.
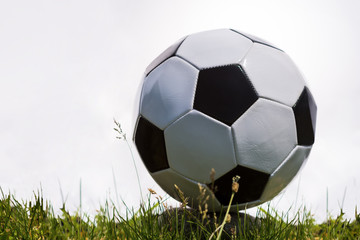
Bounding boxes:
[240,43,306,107]
[232,98,297,174]
[164,110,237,184]
[133,28,317,212]
[176,29,253,69]
[140,56,198,130]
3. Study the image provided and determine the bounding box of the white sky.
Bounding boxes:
[1,0,360,221]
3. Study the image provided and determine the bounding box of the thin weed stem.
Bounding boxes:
[113,119,143,201]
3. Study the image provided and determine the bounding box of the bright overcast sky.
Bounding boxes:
[1,0,360,221]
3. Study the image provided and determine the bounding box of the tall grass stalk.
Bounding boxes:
[112,167,122,210]
[113,119,143,200]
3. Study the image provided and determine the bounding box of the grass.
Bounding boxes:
[1,187,360,239]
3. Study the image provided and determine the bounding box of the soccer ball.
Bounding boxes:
[133,29,317,211]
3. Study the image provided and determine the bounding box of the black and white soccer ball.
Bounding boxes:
[133,29,317,211]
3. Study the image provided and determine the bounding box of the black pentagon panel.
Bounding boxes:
[134,116,169,173]
[194,65,258,126]
[293,87,317,146]
[208,165,270,205]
